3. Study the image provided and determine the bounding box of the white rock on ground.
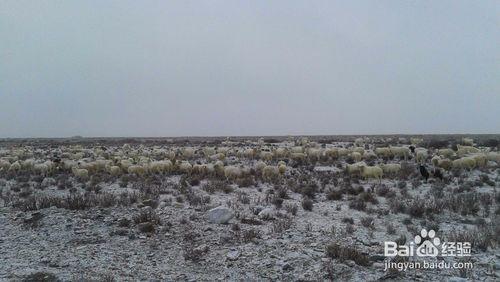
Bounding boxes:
[207,206,234,224]
[258,208,274,220]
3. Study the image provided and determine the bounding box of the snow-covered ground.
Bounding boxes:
[0,137,498,281]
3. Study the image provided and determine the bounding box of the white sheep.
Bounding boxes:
[462,137,474,146]
[178,161,193,174]
[278,161,287,174]
[108,165,122,176]
[122,143,132,151]
[360,165,383,181]
[254,161,267,172]
[0,159,11,171]
[78,161,97,174]
[262,165,280,181]
[244,148,256,159]
[191,164,205,175]
[470,153,487,168]
[3,155,18,163]
[260,151,274,161]
[363,151,377,160]
[410,138,424,146]
[452,157,476,170]
[389,146,410,160]
[350,147,365,155]
[437,148,455,159]
[165,150,176,160]
[128,165,146,176]
[350,152,362,162]
[274,147,288,159]
[224,166,242,180]
[217,147,231,155]
[437,158,453,170]
[204,163,215,176]
[415,149,428,164]
[34,163,50,176]
[290,152,307,162]
[324,148,338,159]
[72,167,89,179]
[354,138,364,147]
[62,160,77,171]
[257,137,265,145]
[307,148,322,161]
[22,159,36,171]
[93,159,110,172]
[346,161,367,175]
[298,137,309,146]
[463,158,476,170]
[214,160,225,176]
[337,148,350,158]
[203,147,216,157]
[73,152,85,160]
[380,163,401,176]
[456,145,480,157]
[9,161,21,172]
[209,153,226,161]
[149,160,172,174]
[182,147,195,159]
[161,160,174,172]
[431,155,441,166]
[375,147,391,158]
[487,152,500,164]
[120,159,133,171]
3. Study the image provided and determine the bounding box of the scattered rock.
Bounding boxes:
[240,218,263,225]
[142,199,157,208]
[118,217,131,227]
[251,205,265,215]
[194,244,209,254]
[208,206,234,224]
[157,201,167,209]
[42,177,56,187]
[345,260,355,267]
[111,228,129,236]
[226,250,240,261]
[370,254,386,262]
[23,212,43,225]
[258,208,274,220]
[138,222,155,233]
[282,262,294,272]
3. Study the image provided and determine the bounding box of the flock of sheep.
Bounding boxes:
[0,137,499,184]
[345,138,499,181]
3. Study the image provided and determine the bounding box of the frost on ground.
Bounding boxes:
[0,135,499,281]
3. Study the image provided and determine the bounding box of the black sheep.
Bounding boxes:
[419,165,429,181]
[433,168,443,180]
[409,145,416,154]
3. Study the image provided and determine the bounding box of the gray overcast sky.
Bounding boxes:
[1,1,499,138]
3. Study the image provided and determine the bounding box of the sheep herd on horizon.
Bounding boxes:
[0,136,499,185]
